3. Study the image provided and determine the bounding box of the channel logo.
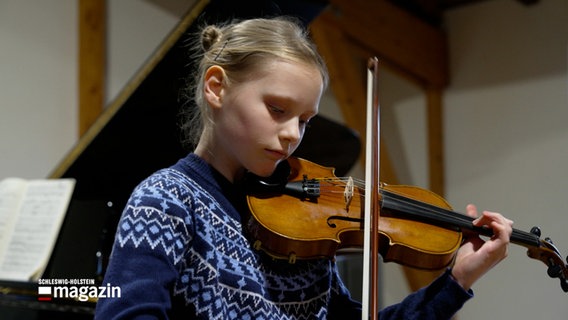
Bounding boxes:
[37,286,52,301]
[36,279,121,302]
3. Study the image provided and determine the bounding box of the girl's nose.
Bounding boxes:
[280,118,302,143]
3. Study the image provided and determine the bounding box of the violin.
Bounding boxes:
[244,156,568,293]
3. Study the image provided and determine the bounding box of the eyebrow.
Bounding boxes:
[266,94,296,105]
[266,94,318,115]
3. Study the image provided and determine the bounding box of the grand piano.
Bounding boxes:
[0,1,361,318]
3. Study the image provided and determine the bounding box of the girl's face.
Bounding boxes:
[202,59,324,181]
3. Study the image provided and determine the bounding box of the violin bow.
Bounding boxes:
[361,57,381,320]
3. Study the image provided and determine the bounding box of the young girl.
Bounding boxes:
[94,16,513,320]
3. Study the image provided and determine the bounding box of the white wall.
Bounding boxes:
[445,1,568,318]
[106,0,195,103]
[0,0,77,180]
[379,0,568,319]
[1,0,567,319]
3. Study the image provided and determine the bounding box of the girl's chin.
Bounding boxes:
[253,167,279,178]
[250,160,286,178]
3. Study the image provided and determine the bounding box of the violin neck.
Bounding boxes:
[380,189,541,249]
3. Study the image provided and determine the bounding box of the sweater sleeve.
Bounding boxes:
[94,178,192,320]
[379,269,473,319]
[329,268,473,320]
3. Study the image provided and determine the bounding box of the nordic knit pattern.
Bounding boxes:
[94,153,472,320]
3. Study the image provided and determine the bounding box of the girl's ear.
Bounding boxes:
[204,65,226,109]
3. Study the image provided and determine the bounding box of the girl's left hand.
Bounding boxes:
[450,204,514,290]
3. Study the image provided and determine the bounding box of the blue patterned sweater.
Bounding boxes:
[94,153,472,319]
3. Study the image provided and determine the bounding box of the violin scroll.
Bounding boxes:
[527,227,568,292]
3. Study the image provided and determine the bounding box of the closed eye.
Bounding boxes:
[268,104,284,114]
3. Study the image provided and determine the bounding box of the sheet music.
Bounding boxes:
[0,178,75,281]
[0,178,27,263]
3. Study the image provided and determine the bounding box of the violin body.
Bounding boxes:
[246,157,461,269]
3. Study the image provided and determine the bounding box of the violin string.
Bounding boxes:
[318,177,366,187]
[379,190,539,246]
[315,177,538,246]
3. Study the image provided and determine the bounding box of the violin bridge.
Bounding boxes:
[344,176,354,211]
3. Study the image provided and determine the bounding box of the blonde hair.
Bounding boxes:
[180,16,328,148]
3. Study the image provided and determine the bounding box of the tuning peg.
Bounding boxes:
[530,226,541,237]
[547,264,562,278]
[561,279,568,293]
[547,264,568,293]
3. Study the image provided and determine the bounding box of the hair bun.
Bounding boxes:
[200,25,222,52]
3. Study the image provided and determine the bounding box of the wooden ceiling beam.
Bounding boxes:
[310,0,450,298]
[78,0,106,137]
[320,0,448,88]
[310,18,399,184]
